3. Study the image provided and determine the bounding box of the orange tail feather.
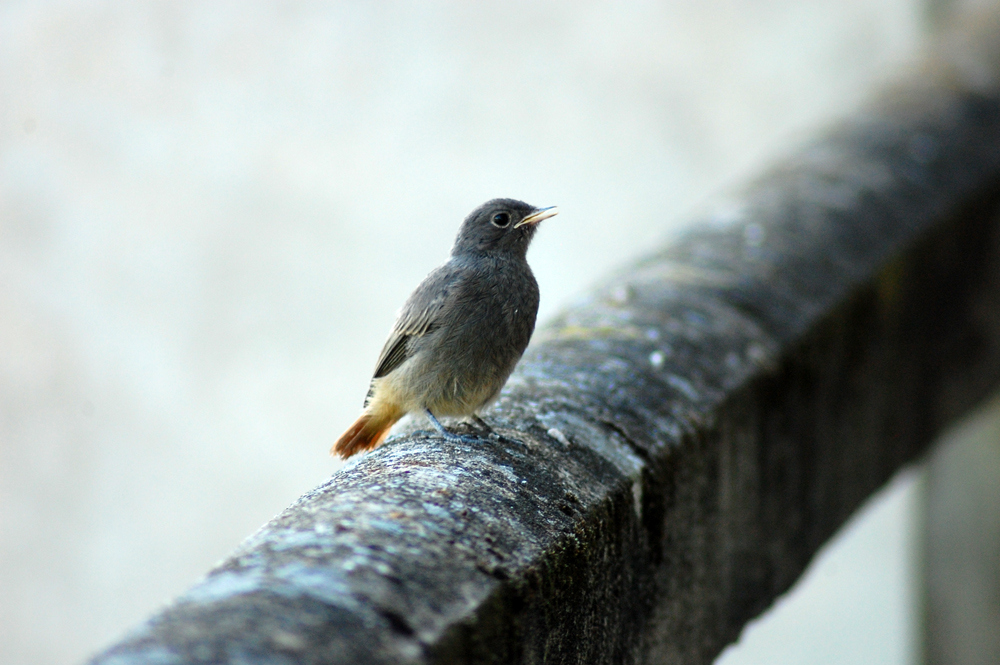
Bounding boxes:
[332,408,402,458]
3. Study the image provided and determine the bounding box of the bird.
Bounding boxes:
[332,198,558,458]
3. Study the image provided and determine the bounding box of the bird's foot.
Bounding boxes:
[425,409,487,444]
[470,415,500,439]
[470,415,526,449]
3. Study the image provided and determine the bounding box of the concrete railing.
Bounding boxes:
[89,13,1000,665]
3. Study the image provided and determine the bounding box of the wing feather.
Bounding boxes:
[371,264,461,379]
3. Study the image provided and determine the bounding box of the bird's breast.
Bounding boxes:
[401,257,538,414]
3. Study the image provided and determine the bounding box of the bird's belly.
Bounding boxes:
[403,349,510,416]
[382,329,517,416]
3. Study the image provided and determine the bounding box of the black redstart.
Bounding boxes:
[333,198,557,458]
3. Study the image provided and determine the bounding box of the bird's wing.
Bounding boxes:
[371,264,461,379]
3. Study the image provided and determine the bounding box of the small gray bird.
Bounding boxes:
[333,198,557,458]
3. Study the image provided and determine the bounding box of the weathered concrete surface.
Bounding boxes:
[91,17,1000,665]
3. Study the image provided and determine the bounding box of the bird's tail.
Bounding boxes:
[332,407,403,458]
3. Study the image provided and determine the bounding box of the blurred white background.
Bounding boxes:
[0,1,930,663]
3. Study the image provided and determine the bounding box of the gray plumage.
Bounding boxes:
[333,198,557,457]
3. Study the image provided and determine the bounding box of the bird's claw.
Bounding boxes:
[471,415,502,440]
[424,409,514,444]
[424,409,486,444]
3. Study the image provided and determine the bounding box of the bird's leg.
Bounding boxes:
[470,414,499,438]
[425,409,483,444]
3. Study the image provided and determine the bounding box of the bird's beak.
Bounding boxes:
[515,206,559,228]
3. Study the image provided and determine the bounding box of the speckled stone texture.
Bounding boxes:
[91,17,1000,665]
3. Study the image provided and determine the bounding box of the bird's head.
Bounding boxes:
[451,198,558,257]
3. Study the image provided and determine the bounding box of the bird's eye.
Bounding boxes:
[491,212,511,228]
